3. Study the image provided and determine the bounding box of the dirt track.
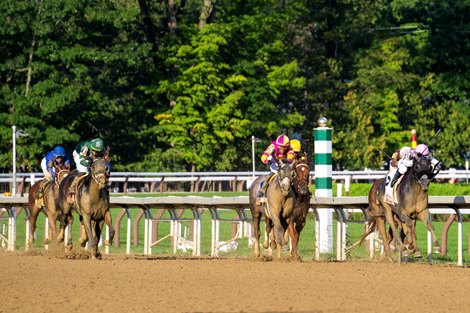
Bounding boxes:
[1,250,469,313]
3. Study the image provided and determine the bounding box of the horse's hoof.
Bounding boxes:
[413,251,422,258]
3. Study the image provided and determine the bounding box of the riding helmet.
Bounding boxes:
[290,139,301,152]
[52,146,66,157]
[276,134,290,147]
[414,144,429,157]
[90,138,104,152]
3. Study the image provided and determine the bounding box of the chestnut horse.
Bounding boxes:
[57,159,114,258]
[348,154,440,261]
[287,157,311,260]
[249,160,296,258]
[27,164,70,248]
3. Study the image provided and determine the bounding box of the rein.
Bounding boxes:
[55,169,70,187]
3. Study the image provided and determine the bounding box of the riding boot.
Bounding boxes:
[390,171,402,187]
[35,180,51,200]
[257,172,275,199]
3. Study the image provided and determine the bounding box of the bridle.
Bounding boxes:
[91,159,109,187]
[294,163,310,195]
[411,155,433,191]
[277,162,295,195]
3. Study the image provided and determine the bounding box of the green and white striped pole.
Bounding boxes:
[314,117,333,253]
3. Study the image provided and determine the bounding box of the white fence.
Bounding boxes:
[1,169,469,194]
[1,195,469,266]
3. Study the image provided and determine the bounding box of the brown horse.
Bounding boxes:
[348,154,440,261]
[57,159,114,258]
[249,160,296,258]
[287,157,311,260]
[27,164,70,248]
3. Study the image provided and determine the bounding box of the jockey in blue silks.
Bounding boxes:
[36,146,71,199]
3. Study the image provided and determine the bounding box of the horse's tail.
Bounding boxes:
[346,214,377,252]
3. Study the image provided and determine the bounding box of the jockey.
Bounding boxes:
[389,146,413,187]
[290,139,306,163]
[40,146,71,180]
[256,134,295,202]
[67,138,108,203]
[36,146,71,199]
[413,143,442,171]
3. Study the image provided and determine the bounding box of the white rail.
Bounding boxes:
[1,195,469,265]
[1,169,469,193]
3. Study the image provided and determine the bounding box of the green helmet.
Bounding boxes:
[90,138,104,152]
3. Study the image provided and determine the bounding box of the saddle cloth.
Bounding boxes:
[383,169,404,205]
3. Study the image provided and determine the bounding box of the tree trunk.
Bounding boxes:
[198,0,215,30]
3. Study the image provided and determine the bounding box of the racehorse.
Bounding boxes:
[287,157,311,260]
[348,154,440,261]
[249,160,296,258]
[57,158,114,258]
[27,164,70,248]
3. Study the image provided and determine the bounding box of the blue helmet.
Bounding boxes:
[52,146,66,157]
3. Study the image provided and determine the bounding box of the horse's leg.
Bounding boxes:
[270,213,285,259]
[417,210,440,253]
[376,217,393,262]
[263,216,271,249]
[251,207,262,257]
[287,221,300,261]
[28,204,41,248]
[78,218,88,247]
[65,214,74,251]
[383,204,404,258]
[103,210,115,246]
[94,220,103,258]
[82,215,97,258]
[410,221,422,258]
[45,210,56,245]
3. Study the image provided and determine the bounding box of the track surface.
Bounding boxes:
[1,250,469,313]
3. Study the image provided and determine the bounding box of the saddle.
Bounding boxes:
[383,174,404,205]
[256,174,278,205]
[34,180,51,200]
[67,173,89,205]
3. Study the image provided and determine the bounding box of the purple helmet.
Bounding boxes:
[414,144,429,157]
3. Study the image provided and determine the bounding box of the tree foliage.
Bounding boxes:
[0,0,468,173]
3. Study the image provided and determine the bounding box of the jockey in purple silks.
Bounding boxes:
[256,134,295,203]
[389,143,442,187]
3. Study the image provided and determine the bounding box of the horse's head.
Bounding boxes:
[91,158,110,189]
[411,154,433,191]
[277,160,296,196]
[294,162,310,196]
[54,163,70,184]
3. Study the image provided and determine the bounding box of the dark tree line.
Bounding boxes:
[1,0,468,173]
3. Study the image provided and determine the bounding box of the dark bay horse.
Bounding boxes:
[348,154,440,261]
[27,164,70,248]
[287,157,311,260]
[57,159,114,258]
[249,160,296,258]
